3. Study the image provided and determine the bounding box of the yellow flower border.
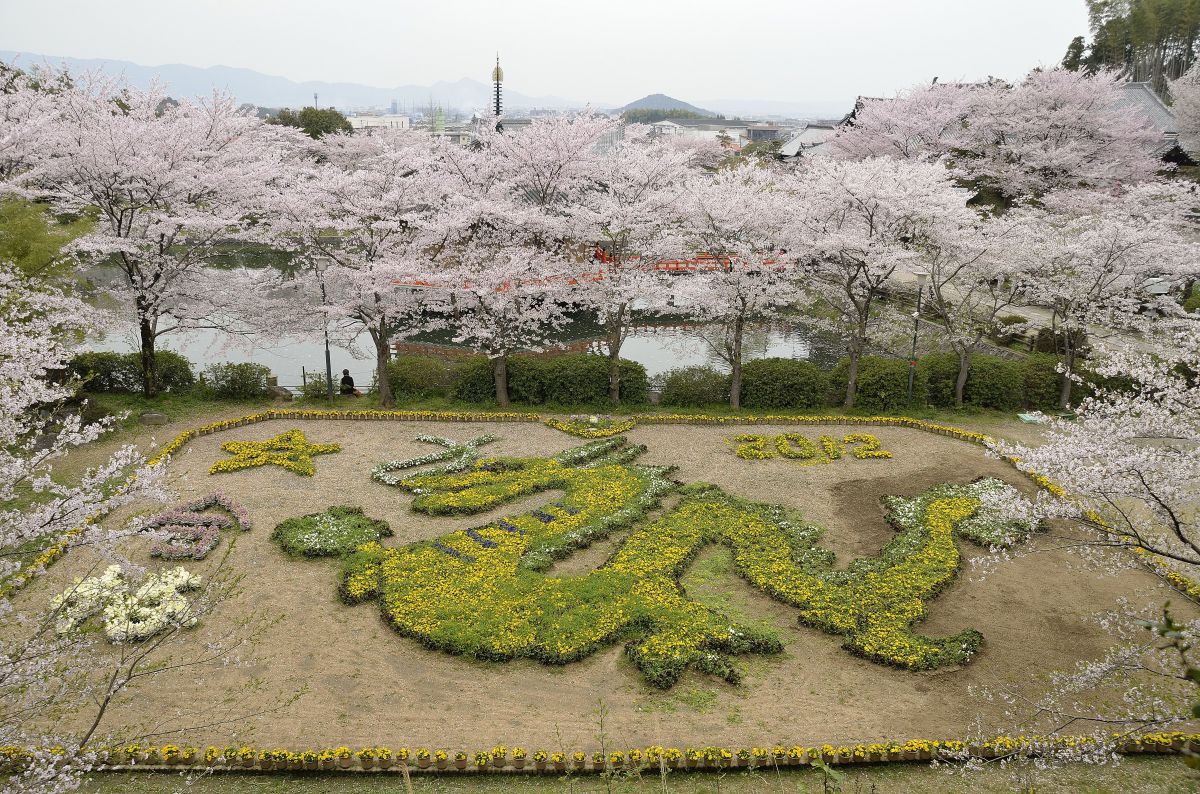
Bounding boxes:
[4,731,1194,775]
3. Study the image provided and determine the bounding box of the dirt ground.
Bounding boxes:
[16,416,1192,751]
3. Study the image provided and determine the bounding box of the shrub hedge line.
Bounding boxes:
[658,354,1080,411]
[68,351,272,398]
[68,348,1082,411]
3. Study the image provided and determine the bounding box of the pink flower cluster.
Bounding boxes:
[144,492,251,560]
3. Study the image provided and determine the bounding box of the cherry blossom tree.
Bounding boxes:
[1006,181,1199,409]
[0,262,167,793]
[575,127,703,403]
[921,216,1028,407]
[265,130,441,407]
[787,157,979,408]
[831,70,1162,203]
[12,73,301,396]
[977,319,1200,751]
[1170,61,1200,161]
[425,114,615,407]
[669,164,792,409]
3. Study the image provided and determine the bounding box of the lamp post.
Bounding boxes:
[907,270,928,402]
[315,259,334,401]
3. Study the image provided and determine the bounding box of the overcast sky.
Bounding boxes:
[0,0,1089,105]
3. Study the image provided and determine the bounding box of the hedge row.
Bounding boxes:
[69,352,272,399]
[387,354,648,406]
[657,354,1074,412]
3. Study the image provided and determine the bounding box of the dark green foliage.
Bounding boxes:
[1021,353,1064,408]
[739,358,828,409]
[658,366,731,407]
[830,356,926,412]
[922,353,1023,410]
[1184,283,1200,314]
[267,106,352,138]
[450,354,648,406]
[69,351,194,393]
[620,108,709,124]
[204,362,272,399]
[963,356,1024,410]
[1070,0,1200,95]
[386,356,451,399]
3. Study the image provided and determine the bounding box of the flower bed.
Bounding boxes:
[51,565,201,643]
[209,428,341,476]
[371,433,498,485]
[328,431,1035,682]
[143,492,252,560]
[272,506,392,558]
[732,432,891,463]
[11,408,1195,610]
[544,415,637,438]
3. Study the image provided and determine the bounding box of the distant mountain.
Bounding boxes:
[614,93,717,117]
[0,51,587,112]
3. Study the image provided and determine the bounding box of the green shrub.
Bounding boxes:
[204,362,272,399]
[922,353,1023,410]
[451,354,647,406]
[658,366,731,407]
[919,353,961,408]
[739,358,827,409]
[1183,283,1200,314]
[69,350,194,393]
[830,356,925,412]
[1021,353,1063,408]
[964,356,1023,410]
[386,355,451,399]
[154,350,195,392]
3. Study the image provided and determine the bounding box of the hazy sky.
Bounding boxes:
[0,0,1089,105]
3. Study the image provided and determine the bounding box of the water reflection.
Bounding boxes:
[89,319,844,389]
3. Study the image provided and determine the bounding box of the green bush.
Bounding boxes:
[830,356,925,412]
[451,354,647,406]
[204,362,272,399]
[1183,283,1200,314]
[739,358,827,409]
[386,356,451,399]
[1021,353,1063,408]
[69,350,194,393]
[922,353,1023,410]
[658,366,731,407]
[963,356,1024,410]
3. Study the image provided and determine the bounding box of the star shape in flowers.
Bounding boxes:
[209,428,341,477]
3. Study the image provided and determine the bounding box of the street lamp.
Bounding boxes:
[907,270,929,402]
[315,259,334,402]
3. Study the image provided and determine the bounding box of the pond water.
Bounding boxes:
[88,318,845,392]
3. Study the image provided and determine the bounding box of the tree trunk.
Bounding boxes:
[136,297,157,398]
[729,313,745,410]
[954,349,971,409]
[367,316,396,407]
[606,304,627,405]
[843,333,864,409]
[1059,343,1075,412]
[493,354,510,408]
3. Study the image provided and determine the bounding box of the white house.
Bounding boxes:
[347,114,412,130]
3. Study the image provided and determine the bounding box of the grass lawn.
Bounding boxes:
[81,757,1198,794]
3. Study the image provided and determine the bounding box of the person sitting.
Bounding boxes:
[339,369,361,397]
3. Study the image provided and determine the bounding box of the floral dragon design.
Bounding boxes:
[326,436,1029,688]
